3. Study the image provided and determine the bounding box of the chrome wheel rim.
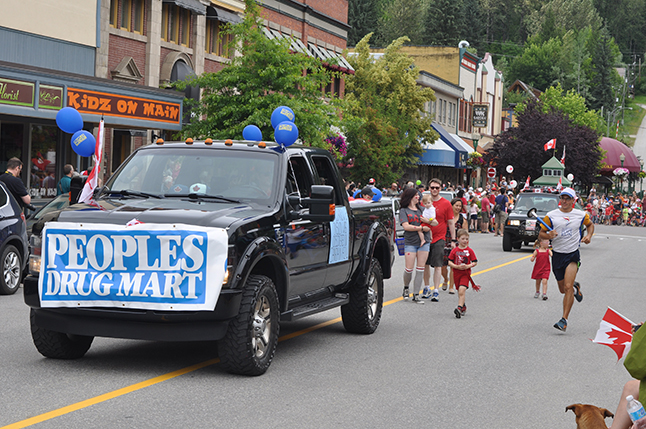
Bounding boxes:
[3,250,20,290]
[367,271,378,320]
[251,295,272,358]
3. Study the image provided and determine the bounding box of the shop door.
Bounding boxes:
[29,124,59,200]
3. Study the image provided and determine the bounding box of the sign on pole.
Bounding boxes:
[487,167,496,178]
[472,104,489,128]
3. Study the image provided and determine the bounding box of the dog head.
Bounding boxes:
[566,404,614,429]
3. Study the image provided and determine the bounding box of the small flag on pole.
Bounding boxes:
[592,307,635,362]
[79,119,104,204]
[560,146,566,165]
[556,176,563,191]
[522,176,530,191]
[544,138,556,151]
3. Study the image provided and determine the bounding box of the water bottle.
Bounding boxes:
[627,395,646,423]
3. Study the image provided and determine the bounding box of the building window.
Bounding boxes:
[443,100,447,124]
[162,4,191,46]
[206,20,233,57]
[110,0,144,34]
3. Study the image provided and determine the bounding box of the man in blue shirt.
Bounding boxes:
[494,188,509,236]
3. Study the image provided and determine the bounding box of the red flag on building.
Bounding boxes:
[544,138,556,151]
[560,146,566,165]
[522,176,530,191]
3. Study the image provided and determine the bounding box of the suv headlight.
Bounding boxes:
[28,235,42,276]
[508,219,520,226]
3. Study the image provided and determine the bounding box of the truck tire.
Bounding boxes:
[30,310,93,359]
[218,275,279,376]
[502,233,512,251]
[513,241,522,249]
[341,258,383,334]
[0,245,22,295]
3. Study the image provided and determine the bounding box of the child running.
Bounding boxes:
[530,238,552,300]
[448,229,478,318]
[418,193,436,247]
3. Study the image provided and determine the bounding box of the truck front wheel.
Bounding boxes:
[218,275,279,376]
[30,310,93,359]
[341,258,383,334]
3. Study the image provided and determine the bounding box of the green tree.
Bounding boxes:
[375,0,425,45]
[175,0,339,147]
[517,83,604,134]
[507,38,563,91]
[595,0,646,63]
[348,0,383,46]
[423,0,464,46]
[343,34,438,185]
[525,0,601,42]
[486,98,602,188]
[588,27,619,112]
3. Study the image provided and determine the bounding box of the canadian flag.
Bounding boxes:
[79,120,104,204]
[560,146,566,165]
[556,176,563,191]
[592,307,635,361]
[544,138,556,151]
[522,176,530,191]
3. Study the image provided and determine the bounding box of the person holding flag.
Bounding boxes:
[538,187,594,332]
[79,119,104,204]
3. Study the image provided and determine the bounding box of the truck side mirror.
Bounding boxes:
[301,185,335,222]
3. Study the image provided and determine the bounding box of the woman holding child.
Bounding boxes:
[400,188,438,303]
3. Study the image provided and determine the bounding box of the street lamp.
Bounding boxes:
[620,153,626,193]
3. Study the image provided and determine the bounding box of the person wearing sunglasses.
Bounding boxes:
[538,187,594,332]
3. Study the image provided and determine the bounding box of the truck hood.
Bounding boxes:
[54,198,269,230]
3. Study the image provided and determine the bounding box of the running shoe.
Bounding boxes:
[554,317,567,332]
[542,294,548,301]
[534,292,540,299]
[573,282,583,302]
[442,282,448,291]
[454,307,461,318]
[431,290,439,302]
[402,287,410,300]
[421,286,432,299]
[461,304,466,316]
[412,294,425,304]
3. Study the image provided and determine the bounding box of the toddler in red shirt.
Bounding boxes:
[448,229,479,318]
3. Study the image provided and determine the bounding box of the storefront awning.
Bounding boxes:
[206,6,242,24]
[431,123,468,168]
[417,138,455,166]
[449,133,473,153]
[162,0,206,15]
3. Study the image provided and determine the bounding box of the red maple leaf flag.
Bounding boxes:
[544,138,556,151]
[592,307,635,362]
[79,119,104,204]
[522,176,531,191]
[560,145,566,165]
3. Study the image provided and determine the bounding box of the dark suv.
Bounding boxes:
[502,192,582,251]
[0,182,29,294]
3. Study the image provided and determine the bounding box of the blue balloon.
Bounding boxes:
[371,188,383,202]
[242,125,262,141]
[56,107,83,134]
[274,121,299,147]
[270,106,295,129]
[71,130,96,157]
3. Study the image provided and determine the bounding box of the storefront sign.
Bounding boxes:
[472,104,489,128]
[39,85,64,110]
[67,88,181,125]
[460,56,477,72]
[0,77,35,107]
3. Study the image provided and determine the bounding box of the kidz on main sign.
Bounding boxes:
[38,223,228,311]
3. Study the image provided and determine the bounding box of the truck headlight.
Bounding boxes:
[29,235,42,276]
[508,219,520,226]
[29,254,41,276]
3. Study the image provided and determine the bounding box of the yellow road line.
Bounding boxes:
[3,254,529,428]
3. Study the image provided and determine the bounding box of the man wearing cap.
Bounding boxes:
[539,187,594,332]
[352,186,374,204]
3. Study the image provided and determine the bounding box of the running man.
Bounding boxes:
[538,187,594,332]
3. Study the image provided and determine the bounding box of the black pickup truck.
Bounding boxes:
[24,140,396,375]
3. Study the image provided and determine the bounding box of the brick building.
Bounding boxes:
[0,0,351,205]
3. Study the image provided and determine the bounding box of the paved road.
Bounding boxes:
[1,225,644,428]
[632,104,646,162]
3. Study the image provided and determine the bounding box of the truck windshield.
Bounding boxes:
[105,147,279,204]
[514,194,559,213]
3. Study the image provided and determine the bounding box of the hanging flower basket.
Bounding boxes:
[613,167,629,177]
[325,133,347,161]
[466,152,486,168]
